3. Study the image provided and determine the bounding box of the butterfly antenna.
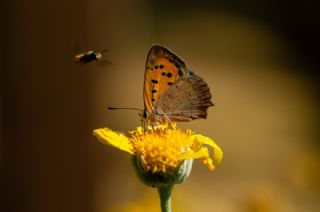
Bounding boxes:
[107,107,144,112]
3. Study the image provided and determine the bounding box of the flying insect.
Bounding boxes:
[70,39,110,65]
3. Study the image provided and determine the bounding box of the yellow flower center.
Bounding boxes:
[130,126,197,173]
[93,125,222,173]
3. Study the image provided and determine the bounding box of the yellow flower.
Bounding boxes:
[93,125,223,173]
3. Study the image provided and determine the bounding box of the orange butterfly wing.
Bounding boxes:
[143,45,188,117]
[143,45,213,123]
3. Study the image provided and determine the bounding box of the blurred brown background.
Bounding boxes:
[1,0,320,212]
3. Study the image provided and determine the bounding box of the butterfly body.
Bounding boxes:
[143,45,213,124]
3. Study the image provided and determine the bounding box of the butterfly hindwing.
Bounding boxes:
[144,45,188,115]
[155,73,213,122]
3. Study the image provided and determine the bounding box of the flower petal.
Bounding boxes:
[179,147,209,160]
[93,128,134,154]
[179,147,216,170]
[192,135,223,165]
[179,135,223,170]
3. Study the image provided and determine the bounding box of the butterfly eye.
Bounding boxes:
[143,110,147,119]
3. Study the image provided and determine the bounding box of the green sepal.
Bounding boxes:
[131,155,193,188]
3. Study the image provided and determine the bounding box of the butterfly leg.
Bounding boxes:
[151,123,157,131]
[163,114,176,129]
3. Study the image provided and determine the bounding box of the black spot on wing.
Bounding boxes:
[151,89,157,93]
[168,82,174,86]
[159,64,164,69]
[161,72,166,76]
[151,79,158,84]
[175,63,181,69]
[166,72,172,78]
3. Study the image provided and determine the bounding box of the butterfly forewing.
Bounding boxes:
[155,73,213,122]
[144,45,188,115]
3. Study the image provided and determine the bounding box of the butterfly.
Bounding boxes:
[70,39,111,65]
[143,45,213,124]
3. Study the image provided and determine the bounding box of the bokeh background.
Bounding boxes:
[1,0,320,212]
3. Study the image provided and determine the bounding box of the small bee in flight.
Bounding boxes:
[70,39,111,65]
[74,49,109,64]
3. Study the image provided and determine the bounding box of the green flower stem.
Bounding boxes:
[157,185,173,212]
